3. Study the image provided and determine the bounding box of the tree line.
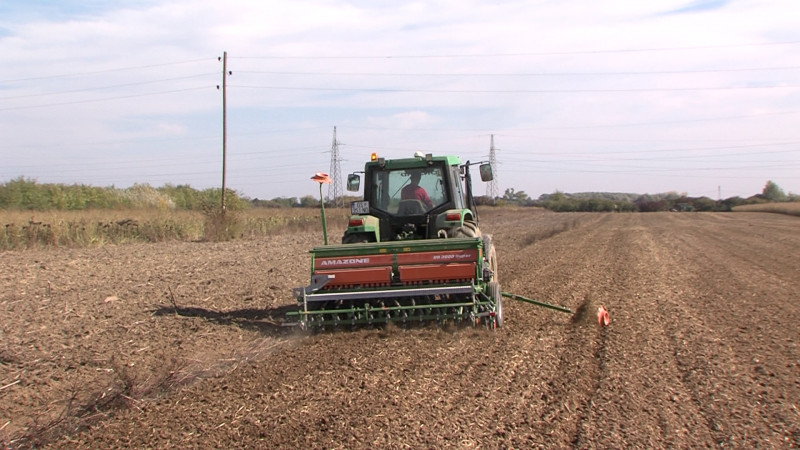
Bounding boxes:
[475,181,798,212]
[0,177,357,211]
[0,177,251,211]
[2,177,796,212]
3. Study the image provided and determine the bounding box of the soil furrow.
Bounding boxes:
[653,214,800,447]
[568,217,706,448]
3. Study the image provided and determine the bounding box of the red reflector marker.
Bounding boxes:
[446,213,461,221]
[349,218,365,227]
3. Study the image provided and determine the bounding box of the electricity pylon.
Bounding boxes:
[327,126,344,207]
[486,135,499,202]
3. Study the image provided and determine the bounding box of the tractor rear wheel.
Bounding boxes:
[452,220,481,238]
[482,234,498,282]
[488,280,503,328]
[342,232,372,244]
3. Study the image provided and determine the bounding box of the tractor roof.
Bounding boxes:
[366,154,461,169]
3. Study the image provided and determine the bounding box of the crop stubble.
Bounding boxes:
[1,210,798,448]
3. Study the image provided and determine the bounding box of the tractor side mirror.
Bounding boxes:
[346,174,361,191]
[479,163,493,182]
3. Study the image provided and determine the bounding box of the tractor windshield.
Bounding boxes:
[371,166,447,215]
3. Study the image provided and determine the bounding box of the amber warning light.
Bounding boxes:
[371,153,378,161]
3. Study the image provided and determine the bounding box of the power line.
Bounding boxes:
[236,66,800,76]
[12,137,791,175]
[345,136,483,152]
[9,162,328,183]
[330,125,800,140]
[3,148,331,175]
[231,40,800,59]
[502,168,796,180]
[509,141,800,156]
[0,73,217,100]
[229,84,800,93]
[0,126,331,150]
[505,162,800,174]
[509,110,800,130]
[346,140,800,157]
[0,58,212,83]
[0,86,211,111]
[494,134,800,143]
[502,149,800,164]
[504,157,800,171]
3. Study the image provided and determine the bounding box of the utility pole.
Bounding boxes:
[487,135,499,202]
[328,126,344,207]
[221,51,228,211]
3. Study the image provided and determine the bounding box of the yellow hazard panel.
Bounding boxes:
[403,247,411,252]
[380,249,387,253]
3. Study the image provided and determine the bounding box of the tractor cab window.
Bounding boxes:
[372,167,447,215]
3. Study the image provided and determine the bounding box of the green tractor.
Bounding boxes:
[286,152,572,330]
[287,152,502,330]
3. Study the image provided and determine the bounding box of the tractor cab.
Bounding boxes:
[344,152,492,243]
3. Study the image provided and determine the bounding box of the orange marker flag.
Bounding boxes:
[597,306,610,326]
[311,172,332,184]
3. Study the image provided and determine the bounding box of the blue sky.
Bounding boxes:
[1,0,799,200]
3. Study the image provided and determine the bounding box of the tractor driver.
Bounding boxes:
[401,172,434,210]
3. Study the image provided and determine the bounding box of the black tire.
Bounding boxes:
[463,220,479,233]
[482,234,498,282]
[488,280,503,328]
[342,232,371,244]
[451,220,481,238]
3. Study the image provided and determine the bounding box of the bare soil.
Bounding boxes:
[1,210,799,449]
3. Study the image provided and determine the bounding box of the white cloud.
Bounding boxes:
[156,122,187,134]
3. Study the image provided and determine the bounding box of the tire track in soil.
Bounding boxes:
[516,238,609,446]
[615,216,721,447]
[683,215,800,299]
[646,217,773,448]
[493,213,616,448]
[652,214,800,447]
[565,215,715,448]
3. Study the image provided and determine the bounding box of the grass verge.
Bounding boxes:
[732,202,800,217]
[0,208,350,251]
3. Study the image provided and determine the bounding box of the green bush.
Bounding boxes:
[0,178,248,212]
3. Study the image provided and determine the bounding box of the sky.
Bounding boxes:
[1,0,799,201]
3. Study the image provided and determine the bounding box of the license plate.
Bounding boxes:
[351,201,370,215]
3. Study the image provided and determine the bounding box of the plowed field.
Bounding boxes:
[2,210,799,449]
